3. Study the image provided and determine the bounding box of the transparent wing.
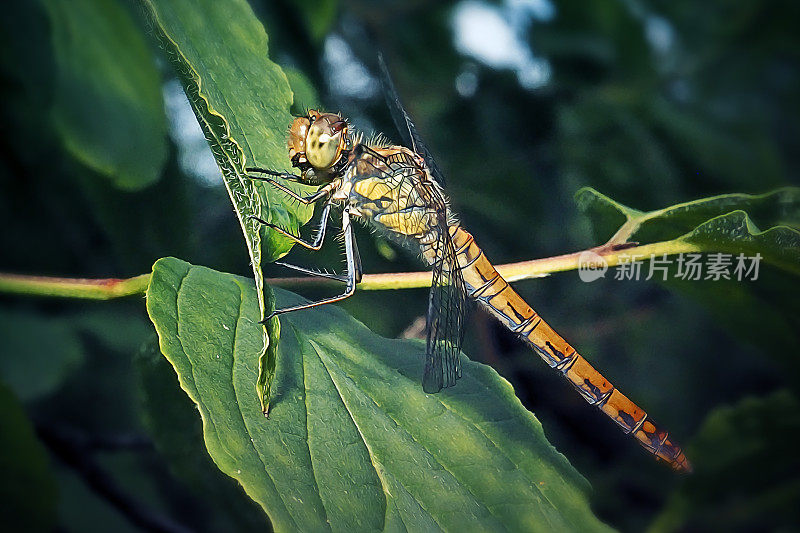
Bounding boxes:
[351,144,468,392]
[377,54,447,186]
[422,215,469,393]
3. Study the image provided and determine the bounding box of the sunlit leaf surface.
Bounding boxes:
[146,257,612,532]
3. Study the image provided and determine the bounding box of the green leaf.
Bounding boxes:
[283,67,320,116]
[576,187,800,378]
[0,310,84,402]
[146,257,611,532]
[649,391,800,532]
[285,0,339,42]
[0,383,57,532]
[575,187,800,274]
[135,337,270,531]
[43,0,167,190]
[140,0,314,262]
[141,0,316,409]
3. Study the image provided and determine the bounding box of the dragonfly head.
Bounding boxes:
[289,110,348,172]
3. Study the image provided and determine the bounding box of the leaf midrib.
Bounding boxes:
[294,324,333,531]
[229,277,300,531]
[306,340,446,532]
[167,268,296,531]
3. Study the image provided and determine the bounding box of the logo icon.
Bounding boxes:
[578,251,608,282]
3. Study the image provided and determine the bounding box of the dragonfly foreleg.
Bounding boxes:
[262,209,360,322]
[245,174,334,205]
[246,167,302,182]
[249,202,332,251]
[274,261,347,282]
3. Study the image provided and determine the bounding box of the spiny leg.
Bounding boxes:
[246,167,302,182]
[350,223,363,283]
[249,202,332,251]
[245,173,335,204]
[274,261,346,283]
[246,175,322,204]
[262,209,360,322]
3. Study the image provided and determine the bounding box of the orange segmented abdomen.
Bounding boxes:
[448,226,691,472]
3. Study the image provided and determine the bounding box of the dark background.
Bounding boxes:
[1,0,798,531]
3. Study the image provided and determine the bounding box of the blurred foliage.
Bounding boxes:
[0,383,57,532]
[43,0,168,190]
[0,309,84,401]
[0,0,798,531]
[650,390,800,532]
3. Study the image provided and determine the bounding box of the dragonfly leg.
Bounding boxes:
[245,174,334,204]
[350,222,363,283]
[274,261,347,283]
[262,209,360,322]
[249,202,332,251]
[245,167,302,182]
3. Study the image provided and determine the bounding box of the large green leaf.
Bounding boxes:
[0,383,57,532]
[43,0,167,190]
[141,0,316,410]
[146,257,611,532]
[649,391,800,532]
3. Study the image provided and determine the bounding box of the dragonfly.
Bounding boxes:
[245,59,691,473]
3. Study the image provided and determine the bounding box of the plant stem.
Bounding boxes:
[0,238,700,299]
[268,238,700,290]
[0,273,150,300]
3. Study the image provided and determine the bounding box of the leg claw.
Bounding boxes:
[260,312,279,324]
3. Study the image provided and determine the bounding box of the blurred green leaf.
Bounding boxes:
[73,148,197,275]
[286,0,338,43]
[0,310,83,402]
[0,2,57,163]
[72,308,154,354]
[146,257,611,532]
[54,468,138,533]
[649,390,800,532]
[135,337,270,532]
[0,383,57,532]
[283,66,320,116]
[43,0,167,190]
